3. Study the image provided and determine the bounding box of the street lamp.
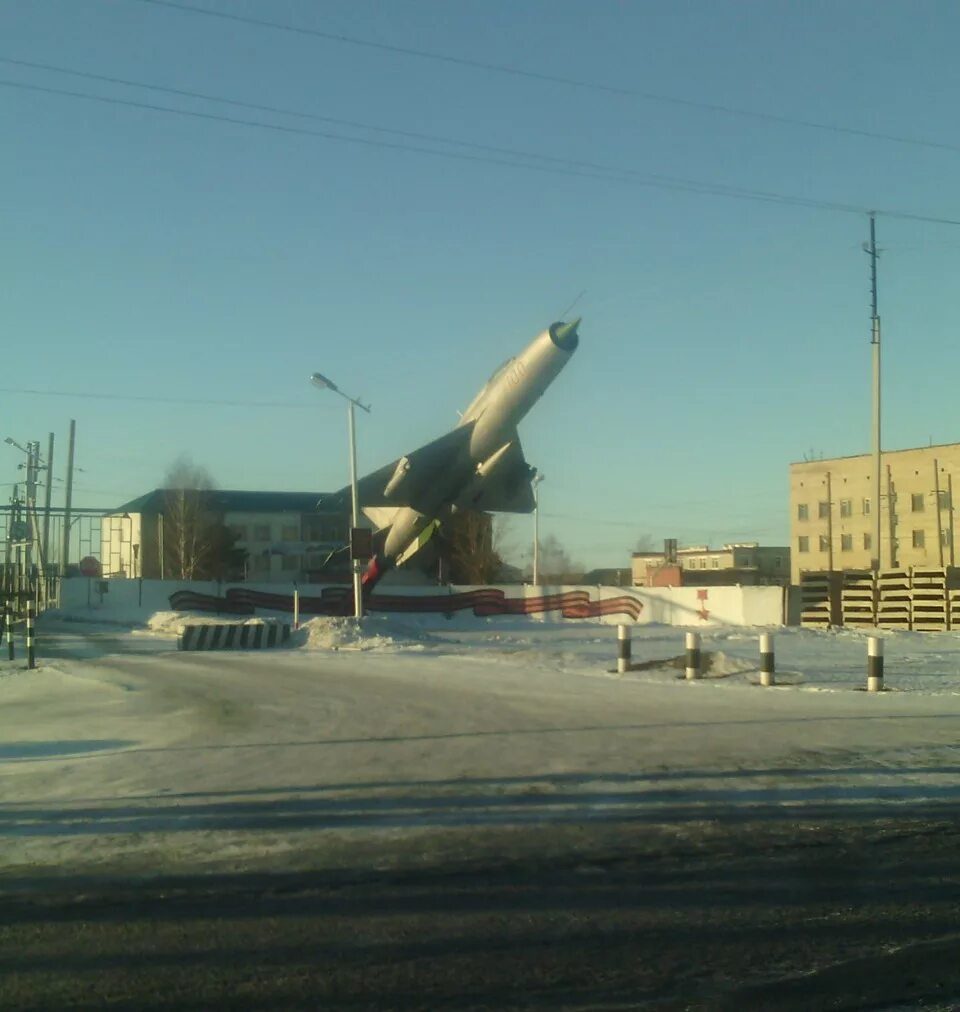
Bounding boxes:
[310,372,371,620]
[532,471,545,585]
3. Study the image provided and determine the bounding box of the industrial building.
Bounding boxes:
[789,443,958,584]
[632,542,790,588]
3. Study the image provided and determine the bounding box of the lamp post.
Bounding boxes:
[532,472,545,585]
[310,372,371,620]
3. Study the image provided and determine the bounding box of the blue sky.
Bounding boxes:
[4,0,960,569]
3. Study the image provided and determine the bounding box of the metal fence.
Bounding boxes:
[2,505,108,616]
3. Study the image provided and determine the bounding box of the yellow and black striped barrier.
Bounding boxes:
[178,623,291,651]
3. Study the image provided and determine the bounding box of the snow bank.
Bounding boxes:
[622,649,760,681]
[143,611,285,637]
[297,615,439,651]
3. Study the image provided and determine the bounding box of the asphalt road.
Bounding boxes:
[3,815,960,1011]
[5,623,960,1008]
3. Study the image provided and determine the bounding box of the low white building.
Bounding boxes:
[101,489,352,583]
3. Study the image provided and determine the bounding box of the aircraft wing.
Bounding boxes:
[317,425,474,514]
[452,435,537,514]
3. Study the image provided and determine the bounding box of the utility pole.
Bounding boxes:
[42,432,54,571]
[866,214,882,572]
[4,485,16,570]
[62,419,76,577]
[23,441,38,575]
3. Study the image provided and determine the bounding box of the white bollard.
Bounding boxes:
[5,604,12,661]
[685,631,701,680]
[759,632,775,687]
[26,601,36,670]
[293,587,300,631]
[867,636,884,692]
[616,623,631,674]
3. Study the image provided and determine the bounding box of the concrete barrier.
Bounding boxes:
[178,623,291,651]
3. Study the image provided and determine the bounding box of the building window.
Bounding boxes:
[712,558,719,569]
[942,529,952,547]
[230,525,247,542]
[253,524,271,541]
[281,524,299,542]
[863,533,872,550]
[939,490,951,509]
[774,556,782,568]
[797,503,809,521]
[841,534,853,551]
[912,529,925,548]
[839,499,852,518]
[281,554,300,572]
[798,537,809,553]
[863,498,871,515]
[304,515,347,543]
[819,534,830,552]
[912,493,925,513]
[818,501,830,519]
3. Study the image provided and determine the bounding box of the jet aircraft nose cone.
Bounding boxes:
[549,317,581,352]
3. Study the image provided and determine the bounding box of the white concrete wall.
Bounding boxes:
[57,578,786,627]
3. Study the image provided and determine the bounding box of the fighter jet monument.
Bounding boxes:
[320,318,580,597]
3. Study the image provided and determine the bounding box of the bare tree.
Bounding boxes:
[536,533,583,583]
[441,510,509,584]
[162,457,243,580]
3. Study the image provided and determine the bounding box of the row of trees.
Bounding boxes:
[440,511,583,584]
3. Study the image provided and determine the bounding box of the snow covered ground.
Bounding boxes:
[1,610,959,882]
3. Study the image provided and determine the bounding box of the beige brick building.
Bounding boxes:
[632,542,790,587]
[790,443,959,584]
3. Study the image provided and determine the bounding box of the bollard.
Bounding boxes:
[26,601,36,669]
[293,588,300,632]
[5,606,12,661]
[760,632,775,687]
[685,631,701,680]
[867,636,884,692]
[616,623,631,674]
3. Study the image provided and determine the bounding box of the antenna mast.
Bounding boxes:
[867,214,882,572]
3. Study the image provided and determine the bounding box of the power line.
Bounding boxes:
[0,386,320,409]
[0,56,917,213]
[1,55,843,196]
[5,77,960,226]
[127,0,960,158]
[0,55,617,170]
